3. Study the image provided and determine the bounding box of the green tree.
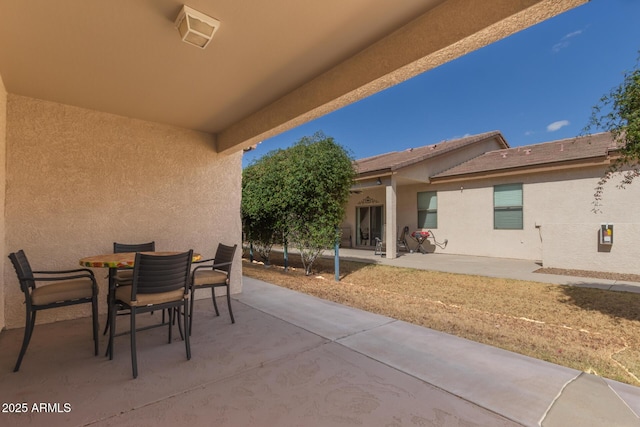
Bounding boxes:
[283,133,355,275]
[241,149,289,264]
[585,54,640,211]
[242,132,355,275]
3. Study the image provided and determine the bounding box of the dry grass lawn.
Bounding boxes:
[242,252,640,386]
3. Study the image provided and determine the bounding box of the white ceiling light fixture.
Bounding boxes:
[175,5,220,49]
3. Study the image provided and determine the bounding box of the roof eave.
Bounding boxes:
[430,155,614,184]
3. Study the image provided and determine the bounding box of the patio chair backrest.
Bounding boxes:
[9,250,36,293]
[400,226,409,239]
[113,241,156,253]
[213,243,236,274]
[131,250,193,297]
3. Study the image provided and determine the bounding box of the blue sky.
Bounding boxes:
[243,0,640,167]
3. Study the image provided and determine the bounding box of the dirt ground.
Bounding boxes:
[535,267,640,283]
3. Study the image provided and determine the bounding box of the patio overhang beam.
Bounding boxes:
[355,170,393,181]
[215,0,587,155]
[352,173,393,190]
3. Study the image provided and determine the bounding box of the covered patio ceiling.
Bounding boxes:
[0,0,586,155]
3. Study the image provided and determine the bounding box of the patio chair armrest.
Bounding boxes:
[191,259,232,274]
[34,273,98,287]
[35,268,95,280]
[34,272,95,280]
[33,268,96,276]
[211,261,232,270]
[192,258,214,264]
[192,262,214,274]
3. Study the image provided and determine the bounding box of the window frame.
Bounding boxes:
[417,191,437,229]
[493,183,523,230]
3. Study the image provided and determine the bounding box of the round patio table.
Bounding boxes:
[79,251,201,269]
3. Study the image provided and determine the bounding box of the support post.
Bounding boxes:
[283,238,289,271]
[334,239,340,282]
[385,176,398,259]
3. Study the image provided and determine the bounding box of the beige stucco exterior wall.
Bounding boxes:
[533,169,640,274]
[0,74,7,331]
[3,95,242,329]
[419,177,544,260]
[414,167,639,274]
[346,162,640,275]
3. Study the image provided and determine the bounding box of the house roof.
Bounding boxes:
[431,132,620,180]
[355,131,509,175]
[0,1,587,155]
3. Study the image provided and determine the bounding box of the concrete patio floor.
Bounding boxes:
[1,276,639,426]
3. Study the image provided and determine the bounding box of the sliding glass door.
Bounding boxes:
[356,205,383,247]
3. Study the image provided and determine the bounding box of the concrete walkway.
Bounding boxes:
[240,278,640,426]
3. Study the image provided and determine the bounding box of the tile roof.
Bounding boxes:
[431,132,620,180]
[354,131,507,175]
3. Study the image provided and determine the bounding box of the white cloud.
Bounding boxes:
[447,133,472,140]
[565,30,583,39]
[547,120,570,132]
[552,29,584,53]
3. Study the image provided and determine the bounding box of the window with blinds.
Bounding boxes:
[494,183,523,229]
[417,191,437,228]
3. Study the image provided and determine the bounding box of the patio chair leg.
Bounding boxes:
[103,276,115,335]
[175,307,185,341]
[108,301,117,360]
[189,289,195,336]
[184,300,191,360]
[14,311,36,372]
[226,286,235,324]
[130,308,138,379]
[168,307,173,344]
[92,296,99,356]
[211,289,220,317]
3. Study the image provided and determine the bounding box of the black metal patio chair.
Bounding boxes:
[103,241,156,336]
[397,226,410,252]
[190,243,237,334]
[8,250,99,372]
[108,250,193,378]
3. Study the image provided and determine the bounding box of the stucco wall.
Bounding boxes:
[532,168,640,274]
[410,166,640,273]
[0,75,7,331]
[345,163,640,274]
[4,95,242,329]
[541,223,639,274]
[420,177,543,260]
[433,168,638,263]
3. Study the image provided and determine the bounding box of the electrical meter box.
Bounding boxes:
[599,223,613,245]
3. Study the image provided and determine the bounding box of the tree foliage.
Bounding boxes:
[242,132,355,274]
[585,54,640,211]
[241,148,289,264]
[283,134,355,275]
